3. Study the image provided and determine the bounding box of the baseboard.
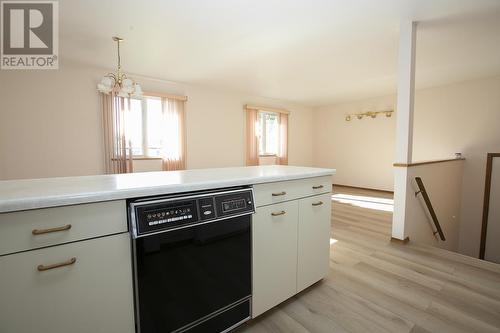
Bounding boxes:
[333,183,394,194]
[391,237,410,244]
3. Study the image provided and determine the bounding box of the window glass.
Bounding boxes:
[128,98,143,156]
[146,97,163,157]
[264,113,278,155]
[258,112,279,155]
[126,96,182,159]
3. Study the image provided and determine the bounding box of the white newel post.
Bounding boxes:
[392,20,417,240]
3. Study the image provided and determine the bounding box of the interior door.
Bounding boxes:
[481,154,500,263]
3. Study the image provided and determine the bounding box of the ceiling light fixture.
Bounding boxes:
[345,109,394,121]
[97,36,143,98]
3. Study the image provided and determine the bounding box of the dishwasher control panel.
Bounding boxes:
[198,197,216,220]
[143,200,197,229]
[129,187,255,237]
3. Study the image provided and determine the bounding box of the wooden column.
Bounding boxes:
[392,20,417,241]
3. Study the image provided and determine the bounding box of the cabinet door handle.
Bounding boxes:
[272,191,287,197]
[271,211,286,216]
[312,201,324,206]
[312,185,324,190]
[37,257,77,272]
[32,224,72,235]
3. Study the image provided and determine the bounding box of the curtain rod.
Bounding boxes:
[144,91,188,101]
[245,104,289,114]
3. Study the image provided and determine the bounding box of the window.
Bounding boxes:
[245,106,287,166]
[102,92,186,174]
[257,112,279,156]
[127,96,170,158]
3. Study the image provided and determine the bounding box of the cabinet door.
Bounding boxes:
[0,233,135,333]
[252,200,298,317]
[297,193,332,292]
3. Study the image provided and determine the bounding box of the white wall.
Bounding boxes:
[313,95,396,191]
[312,75,500,257]
[259,156,277,165]
[412,76,500,257]
[404,161,464,252]
[0,60,314,180]
[132,159,163,173]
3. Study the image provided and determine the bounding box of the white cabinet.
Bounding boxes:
[253,176,331,207]
[252,177,332,318]
[252,200,298,317]
[0,200,126,256]
[0,233,135,333]
[297,193,332,292]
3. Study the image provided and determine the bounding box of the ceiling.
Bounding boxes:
[60,0,500,107]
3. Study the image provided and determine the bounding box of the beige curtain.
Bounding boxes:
[161,97,186,171]
[277,112,288,165]
[245,107,259,166]
[101,93,133,174]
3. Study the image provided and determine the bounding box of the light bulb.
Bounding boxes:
[122,78,133,87]
[131,84,143,99]
[117,89,129,98]
[101,76,113,87]
[97,83,112,94]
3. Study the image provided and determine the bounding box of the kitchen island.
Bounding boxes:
[0,165,335,333]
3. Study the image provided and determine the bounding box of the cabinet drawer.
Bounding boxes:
[0,233,135,333]
[252,200,298,317]
[0,200,126,256]
[253,176,331,207]
[297,193,332,292]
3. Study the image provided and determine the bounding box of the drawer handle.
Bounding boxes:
[312,201,324,206]
[272,191,287,197]
[271,211,286,217]
[312,185,324,190]
[37,257,77,272]
[32,224,72,235]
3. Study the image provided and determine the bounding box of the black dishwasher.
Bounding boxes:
[129,187,254,333]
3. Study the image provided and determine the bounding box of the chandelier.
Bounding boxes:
[97,36,143,98]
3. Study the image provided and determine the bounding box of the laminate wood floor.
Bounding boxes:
[237,186,500,333]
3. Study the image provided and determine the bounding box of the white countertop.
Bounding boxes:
[0,165,335,213]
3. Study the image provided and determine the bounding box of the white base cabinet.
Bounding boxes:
[297,193,332,292]
[0,233,135,333]
[252,177,332,317]
[252,200,299,317]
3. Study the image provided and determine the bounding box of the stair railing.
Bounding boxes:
[414,177,446,241]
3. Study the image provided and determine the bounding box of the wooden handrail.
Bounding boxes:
[414,177,446,241]
[394,157,465,167]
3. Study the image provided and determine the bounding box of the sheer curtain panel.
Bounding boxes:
[161,97,186,171]
[245,107,259,166]
[277,112,288,165]
[101,93,133,174]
